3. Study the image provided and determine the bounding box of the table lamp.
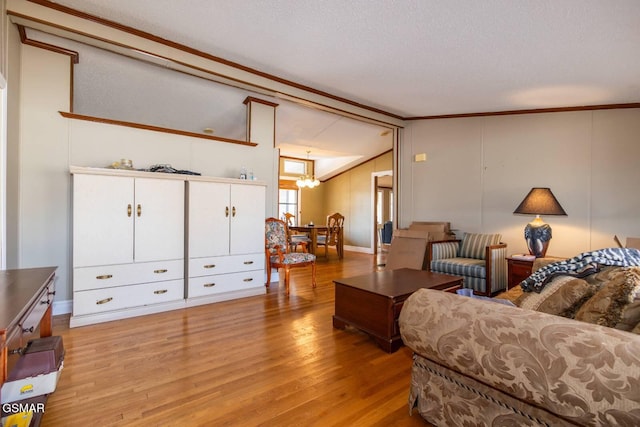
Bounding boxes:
[513,187,567,257]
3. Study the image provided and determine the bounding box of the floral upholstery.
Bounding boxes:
[265,217,316,295]
[399,288,640,426]
[265,219,288,254]
[269,252,315,265]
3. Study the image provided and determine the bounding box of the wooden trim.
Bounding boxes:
[279,179,299,190]
[243,96,279,108]
[20,0,404,122]
[17,24,79,63]
[405,103,640,120]
[59,112,258,146]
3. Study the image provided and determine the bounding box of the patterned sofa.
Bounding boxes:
[399,263,640,426]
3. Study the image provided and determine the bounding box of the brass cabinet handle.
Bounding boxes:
[225,206,229,217]
[127,204,132,217]
[154,269,168,274]
[154,289,168,294]
[243,261,254,265]
[203,283,216,288]
[232,206,236,217]
[137,204,142,217]
[96,274,113,280]
[243,278,253,282]
[96,297,113,305]
[204,264,216,269]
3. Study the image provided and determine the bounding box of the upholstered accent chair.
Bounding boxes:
[427,233,507,296]
[265,217,316,295]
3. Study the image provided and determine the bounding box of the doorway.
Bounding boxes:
[372,170,393,255]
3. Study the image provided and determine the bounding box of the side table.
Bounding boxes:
[506,256,566,289]
[506,257,534,289]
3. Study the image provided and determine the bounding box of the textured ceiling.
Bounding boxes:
[28,0,640,178]
[53,0,640,117]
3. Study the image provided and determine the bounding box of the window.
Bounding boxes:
[279,188,298,224]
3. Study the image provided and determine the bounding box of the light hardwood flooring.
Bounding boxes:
[42,250,428,426]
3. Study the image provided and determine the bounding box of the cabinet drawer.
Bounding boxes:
[74,259,184,291]
[189,253,263,277]
[511,263,532,277]
[19,283,53,336]
[188,270,263,298]
[73,279,184,316]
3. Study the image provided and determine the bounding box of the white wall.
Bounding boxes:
[399,109,640,258]
[9,43,278,309]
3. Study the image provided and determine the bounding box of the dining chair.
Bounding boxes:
[317,212,345,259]
[283,212,311,252]
[265,217,316,295]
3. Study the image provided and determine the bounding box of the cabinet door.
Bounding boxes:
[134,178,185,263]
[188,181,231,258]
[230,184,266,254]
[73,174,134,267]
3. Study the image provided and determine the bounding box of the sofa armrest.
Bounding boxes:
[399,289,640,425]
[485,243,507,295]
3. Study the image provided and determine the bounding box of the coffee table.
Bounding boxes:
[333,268,462,353]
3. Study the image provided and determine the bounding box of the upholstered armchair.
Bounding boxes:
[265,217,316,295]
[427,233,507,296]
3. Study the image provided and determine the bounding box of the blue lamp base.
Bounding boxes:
[524,219,552,258]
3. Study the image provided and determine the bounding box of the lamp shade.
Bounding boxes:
[513,188,567,216]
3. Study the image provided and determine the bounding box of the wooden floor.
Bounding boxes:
[42,250,429,426]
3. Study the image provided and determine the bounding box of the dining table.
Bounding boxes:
[289,225,344,259]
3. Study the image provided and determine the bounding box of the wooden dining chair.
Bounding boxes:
[282,212,311,252]
[317,212,344,259]
[265,217,316,295]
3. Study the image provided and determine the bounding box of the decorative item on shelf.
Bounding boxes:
[513,187,567,258]
[108,158,134,170]
[296,150,320,189]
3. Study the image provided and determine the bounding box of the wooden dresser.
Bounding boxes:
[0,267,57,407]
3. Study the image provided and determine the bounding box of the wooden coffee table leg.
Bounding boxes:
[332,316,347,330]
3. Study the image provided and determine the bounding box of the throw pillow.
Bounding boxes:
[574,267,640,329]
[516,275,596,317]
[458,233,501,260]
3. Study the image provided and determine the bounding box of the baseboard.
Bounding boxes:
[344,245,374,254]
[53,299,73,316]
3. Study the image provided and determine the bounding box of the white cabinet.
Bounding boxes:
[71,170,185,327]
[70,167,267,326]
[186,181,266,305]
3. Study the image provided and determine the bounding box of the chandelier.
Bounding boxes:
[296,150,320,189]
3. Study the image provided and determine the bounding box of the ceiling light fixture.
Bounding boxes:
[296,150,320,189]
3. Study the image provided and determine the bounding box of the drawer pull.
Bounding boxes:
[203,283,216,288]
[243,261,254,265]
[127,204,132,217]
[96,274,113,280]
[204,264,216,269]
[48,290,56,296]
[154,289,168,295]
[96,297,113,305]
[243,278,254,282]
[40,299,50,305]
[22,326,35,333]
[154,269,168,274]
